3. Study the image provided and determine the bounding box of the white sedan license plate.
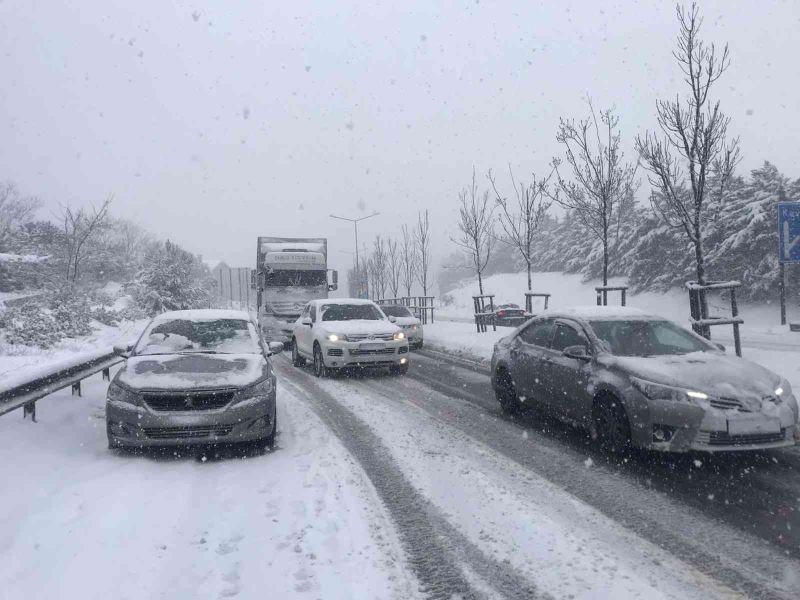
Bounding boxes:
[727,416,781,435]
[360,342,385,351]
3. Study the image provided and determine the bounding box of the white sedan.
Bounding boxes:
[291,299,410,376]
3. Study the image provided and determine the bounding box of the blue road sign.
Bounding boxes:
[778,202,800,263]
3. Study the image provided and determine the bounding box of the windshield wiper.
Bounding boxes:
[174,350,237,355]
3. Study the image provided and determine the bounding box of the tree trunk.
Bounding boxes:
[602,232,609,286]
[477,271,483,295]
[693,224,709,328]
[526,261,532,291]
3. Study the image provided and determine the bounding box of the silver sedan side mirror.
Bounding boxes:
[113,343,133,357]
[563,345,591,361]
[267,342,284,355]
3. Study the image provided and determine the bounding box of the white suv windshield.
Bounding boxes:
[320,304,383,321]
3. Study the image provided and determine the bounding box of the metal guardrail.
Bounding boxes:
[0,350,122,421]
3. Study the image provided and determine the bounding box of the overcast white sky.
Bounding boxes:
[2,0,799,285]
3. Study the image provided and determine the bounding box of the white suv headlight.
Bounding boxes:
[393,331,405,341]
[327,333,346,342]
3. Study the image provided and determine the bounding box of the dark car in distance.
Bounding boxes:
[493,303,529,327]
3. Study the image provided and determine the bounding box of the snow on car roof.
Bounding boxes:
[152,309,252,322]
[554,306,661,321]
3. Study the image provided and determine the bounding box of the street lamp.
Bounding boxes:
[329,212,379,273]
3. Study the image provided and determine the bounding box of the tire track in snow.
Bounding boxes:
[276,360,541,600]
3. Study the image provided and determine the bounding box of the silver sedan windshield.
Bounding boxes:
[136,319,261,355]
[589,320,713,357]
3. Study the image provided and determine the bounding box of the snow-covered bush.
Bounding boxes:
[130,240,212,316]
[47,287,93,338]
[0,303,62,348]
[90,306,120,326]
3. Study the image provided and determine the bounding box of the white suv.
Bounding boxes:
[291,299,410,376]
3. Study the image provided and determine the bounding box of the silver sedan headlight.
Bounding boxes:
[232,378,274,405]
[631,377,709,403]
[774,378,792,402]
[107,380,139,405]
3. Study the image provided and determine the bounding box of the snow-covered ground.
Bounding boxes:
[440,271,800,345]
[0,369,419,600]
[0,319,146,385]
[432,271,800,389]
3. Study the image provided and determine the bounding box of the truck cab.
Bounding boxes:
[256,237,337,344]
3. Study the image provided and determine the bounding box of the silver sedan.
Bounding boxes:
[106,309,283,451]
[491,307,799,453]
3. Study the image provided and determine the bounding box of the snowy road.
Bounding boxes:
[1,352,799,599]
[276,354,800,599]
[0,369,419,600]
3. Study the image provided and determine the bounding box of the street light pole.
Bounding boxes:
[330,212,379,298]
[330,211,379,273]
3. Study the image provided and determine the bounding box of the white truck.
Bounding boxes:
[255,237,337,345]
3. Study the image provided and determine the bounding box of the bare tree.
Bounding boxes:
[0,182,40,252]
[368,235,388,300]
[414,210,432,296]
[488,165,553,291]
[636,3,740,300]
[551,101,638,286]
[451,168,495,295]
[60,198,111,283]
[386,237,401,298]
[400,224,417,297]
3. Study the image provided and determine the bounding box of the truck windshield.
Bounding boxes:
[265,269,327,287]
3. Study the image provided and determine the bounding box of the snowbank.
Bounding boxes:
[0,252,48,263]
[0,320,146,390]
[439,270,800,348]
